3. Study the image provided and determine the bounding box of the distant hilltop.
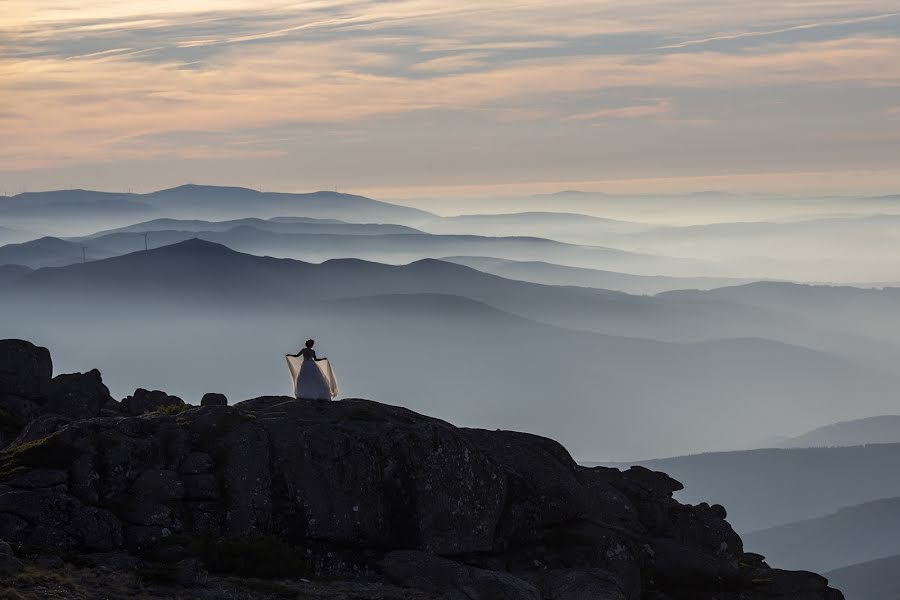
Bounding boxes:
[0,184,433,226]
[0,338,843,599]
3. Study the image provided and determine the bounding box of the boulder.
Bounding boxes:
[121,388,185,415]
[46,369,115,419]
[0,340,52,400]
[200,393,227,407]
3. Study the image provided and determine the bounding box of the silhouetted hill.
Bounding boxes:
[744,496,900,572]
[0,239,858,346]
[140,184,432,223]
[35,239,892,375]
[0,185,433,234]
[602,444,900,532]
[779,415,900,447]
[88,217,421,237]
[0,189,150,213]
[655,281,900,370]
[826,555,900,600]
[2,240,899,459]
[0,225,684,275]
[0,236,116,268]
[442,256,757,294]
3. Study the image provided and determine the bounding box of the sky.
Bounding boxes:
[1,1,899,197]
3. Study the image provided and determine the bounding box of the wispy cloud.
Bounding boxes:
[656,11,900,50]
[564,99,672,121]
[2,0,900,192]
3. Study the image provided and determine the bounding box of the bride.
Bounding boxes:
[285,339,339,400]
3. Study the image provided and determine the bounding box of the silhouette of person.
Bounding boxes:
[292,339,326,362]
[286,339,338,400]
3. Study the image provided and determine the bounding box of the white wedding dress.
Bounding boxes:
[285,354,338,400]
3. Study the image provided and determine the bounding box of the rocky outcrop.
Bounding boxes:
[0,340,844,599]
[0,340,191,448]
[0,339,51,400]
[121,388,185,415]
[200,392,227,407]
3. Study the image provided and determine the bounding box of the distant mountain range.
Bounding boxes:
[6,233,900,374]
[779,415,900,447]
[87,217,422,237]
[601,443,900,532]
[0,225,683,274]
[0,237,109,268]
[419,211,648,244]
[744,496,900,572]
[442,256,758,294]
[389,190,900,222]
[3,239,898,459]
[0,185,433,235]
[826,554,900,600]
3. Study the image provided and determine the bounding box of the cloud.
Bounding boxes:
[3,35,900,170]
[2,0,900,191]
[564,99,672,121]
[656,11,900,50]
[409,53,489,73]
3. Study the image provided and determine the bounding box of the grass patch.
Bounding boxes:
[149,404,188,416]
[0,434,72,481]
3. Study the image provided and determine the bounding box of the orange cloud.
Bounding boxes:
[3,35,900,170]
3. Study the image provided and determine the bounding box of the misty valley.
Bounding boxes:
[2,185,900,598]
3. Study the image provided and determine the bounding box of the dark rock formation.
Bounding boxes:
[121,388,185,415]
[0,339,51,400]
[0,339,125,448]
[200,392,227,407]
[46,368,116,418]
[0,340,844,599]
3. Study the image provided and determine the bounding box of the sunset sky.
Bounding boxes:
[2,1,900,197]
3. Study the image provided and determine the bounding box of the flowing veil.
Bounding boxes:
[285,355,339,399]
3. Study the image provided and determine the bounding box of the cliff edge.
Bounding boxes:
[0,339,842,599]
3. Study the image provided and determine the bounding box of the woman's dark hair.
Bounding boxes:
[305,339,315,348]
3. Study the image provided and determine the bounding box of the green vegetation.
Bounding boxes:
[0,434,72,480]
[149,404,189,416]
